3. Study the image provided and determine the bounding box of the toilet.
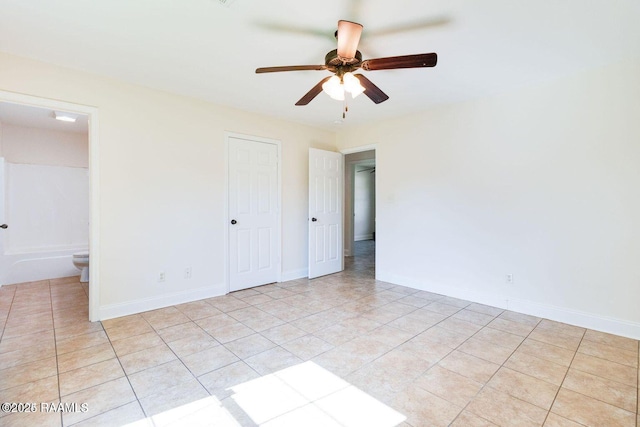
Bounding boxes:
[72,251,89,283]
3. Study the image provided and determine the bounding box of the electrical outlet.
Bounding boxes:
[158,271,166,282]
[184,267,192,279]
[506,274,513,284]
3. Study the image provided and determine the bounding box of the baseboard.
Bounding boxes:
[355,234,374,242]
[99,283,227,321]
[281,268,308,282]
[507,298,640,341]
[377,270,640,341]
[376,271,510,310]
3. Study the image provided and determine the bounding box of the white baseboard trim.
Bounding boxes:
[377,270,640,341]
[377,271,510,310]
[355,234,374,242]
[507,298,640,341]
[99,283,227,321]
[281,268,308,282]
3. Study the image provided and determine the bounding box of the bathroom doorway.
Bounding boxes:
[0,91,100,321]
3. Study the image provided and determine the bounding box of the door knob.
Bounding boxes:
[0,224,7,229]
[230,219,237,225]
[311,218,317,222]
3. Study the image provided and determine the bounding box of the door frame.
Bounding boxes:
[224,132,282,292]
[340,143,377,262]
[0,90,101,321]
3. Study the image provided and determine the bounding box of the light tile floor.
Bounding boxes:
[0,241,638,426]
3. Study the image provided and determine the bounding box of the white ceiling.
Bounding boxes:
[0,0,639,131]
[0,102,88,134]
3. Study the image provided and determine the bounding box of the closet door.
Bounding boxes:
[228,136,279,291]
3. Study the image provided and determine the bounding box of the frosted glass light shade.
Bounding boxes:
[343,73,365,98]
[322,76,345,100]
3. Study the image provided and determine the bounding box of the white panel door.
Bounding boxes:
[229,137,279,292]
[0,158,6,285]
[309,148,343,279]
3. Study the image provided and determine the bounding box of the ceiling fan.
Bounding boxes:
[255,20,438,109]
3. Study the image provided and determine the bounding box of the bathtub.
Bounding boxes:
[0,159,89,287]
[1,245,87,286]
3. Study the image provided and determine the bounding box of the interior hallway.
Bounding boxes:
[0,241,638,426]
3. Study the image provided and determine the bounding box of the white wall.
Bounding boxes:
[337,60,640,339]
[354,167,375,241]
[343,150,375,256]
[0,52,335,319]
[5,163,89,253]
[0,124,88,167]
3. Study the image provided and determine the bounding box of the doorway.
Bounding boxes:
[0,91,100,321]
[343,149,376,270]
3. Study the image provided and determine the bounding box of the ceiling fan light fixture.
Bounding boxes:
[343,72,365,98]
[322,75,345,101]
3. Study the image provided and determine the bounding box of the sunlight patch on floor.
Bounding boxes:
[122,361,405,426]
[231,361,406,426]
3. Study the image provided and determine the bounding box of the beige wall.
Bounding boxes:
[337,60,640,338]
[0,124,88,167]
[0,52,335,318]
[4,48,640,338]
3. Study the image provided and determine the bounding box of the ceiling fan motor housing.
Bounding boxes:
[325,49,363,76]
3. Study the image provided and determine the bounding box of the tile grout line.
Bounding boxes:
[444,311,540,425]
[0,285,17,342]
[552,333,640,417]
[539,327,586,426]
[48,279,64,427]
[65,312,159,426]
[106,314,156,423]
[149,314,223,403]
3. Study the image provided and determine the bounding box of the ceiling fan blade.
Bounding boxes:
[256,65,327,73]
[337,20,363,59]
[368,16,451,37]
[295,76,332,106]
[361,53,437,71]
[354,74,389,104]
[254,21,335,42]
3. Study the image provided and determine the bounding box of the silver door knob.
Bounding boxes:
[0,224,7,229]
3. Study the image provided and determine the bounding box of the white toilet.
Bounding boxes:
[72,251,89,283]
